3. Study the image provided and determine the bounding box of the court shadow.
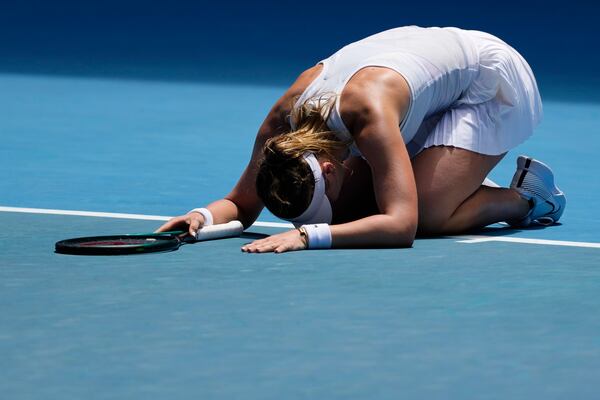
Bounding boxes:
[465,222,563,237]
[413,222,563,242]
[240,232,270,240]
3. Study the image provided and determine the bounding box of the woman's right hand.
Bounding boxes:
[155,211,205,238]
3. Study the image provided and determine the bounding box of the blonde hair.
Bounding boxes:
[256,94,351,219]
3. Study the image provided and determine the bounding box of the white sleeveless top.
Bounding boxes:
[291,26,482,156]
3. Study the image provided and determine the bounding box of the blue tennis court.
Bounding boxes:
[2,2,600,399]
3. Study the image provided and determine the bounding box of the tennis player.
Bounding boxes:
[157,26,565,252]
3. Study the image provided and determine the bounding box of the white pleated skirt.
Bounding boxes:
[407,30,543,157]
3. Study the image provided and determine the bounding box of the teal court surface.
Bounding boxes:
[1,73,599,399]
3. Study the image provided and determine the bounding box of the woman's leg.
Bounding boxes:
[411,146,530,235]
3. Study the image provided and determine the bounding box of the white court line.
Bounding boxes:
[0,206,172,221]
[0,206,293,228]
[1,205,597,248]
[457,236,600,249]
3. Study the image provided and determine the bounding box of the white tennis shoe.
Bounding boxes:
[507,155,566,227]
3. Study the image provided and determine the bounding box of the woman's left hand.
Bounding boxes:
[241,229,307,253]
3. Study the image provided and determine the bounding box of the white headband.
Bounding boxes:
[286,153,332,227]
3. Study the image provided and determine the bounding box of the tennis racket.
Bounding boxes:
[55,220,244,255]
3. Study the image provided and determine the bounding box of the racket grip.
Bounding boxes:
[195,220,244,241]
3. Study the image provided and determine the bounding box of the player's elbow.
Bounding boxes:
[393,224,417,248]
[385,215,417,248]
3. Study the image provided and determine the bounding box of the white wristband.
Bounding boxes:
[189,208,213,226]
[301,223,332,249]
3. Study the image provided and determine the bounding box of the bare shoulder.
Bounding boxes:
[292,63,324,93]
[339,66,411,132]
[274,64,323,115]
[260,64,324,135]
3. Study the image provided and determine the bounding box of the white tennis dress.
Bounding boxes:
[292,26,543,157]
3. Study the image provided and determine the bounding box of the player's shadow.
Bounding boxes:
[240,232,270,240]
[413,222,562,242]
[466,222,563,237]
[236,222,563,249]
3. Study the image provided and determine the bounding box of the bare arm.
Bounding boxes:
[213,65,325,227]
[330,109,418,247]
[207,101,289,228]
[330,68,418,247]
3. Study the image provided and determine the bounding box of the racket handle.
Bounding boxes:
[195,220,244,241]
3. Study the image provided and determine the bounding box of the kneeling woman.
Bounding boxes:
[158,26,565,252]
